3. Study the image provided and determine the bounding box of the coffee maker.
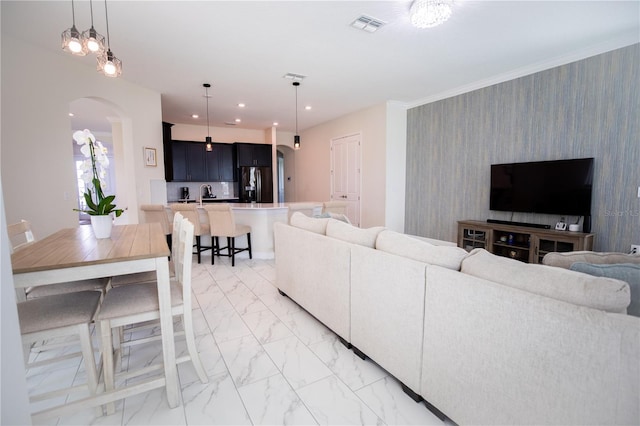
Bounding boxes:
[180,187,190,200]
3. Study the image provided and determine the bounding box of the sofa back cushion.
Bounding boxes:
[542,251,640,269]
[570,262,640,317]
[289,211,330,235]
[325,219,384,248]
[375,230,468,270]
[461,249,630,313]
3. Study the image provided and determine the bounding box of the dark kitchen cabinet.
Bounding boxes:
[206,143,236,182]
[171,141,207,182]
[162,122,174,181]
[235,142,272,167]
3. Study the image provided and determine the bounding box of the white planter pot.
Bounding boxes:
[90,215,113,239]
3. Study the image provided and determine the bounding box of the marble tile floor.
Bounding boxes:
[26,255,449,426]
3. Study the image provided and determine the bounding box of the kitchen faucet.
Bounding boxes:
[198,184,214,206]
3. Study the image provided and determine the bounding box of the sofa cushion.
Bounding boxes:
[461,249,630,313]
[375,230,468,270]
[570,263,640,317]
[325,219,384,248]
[542,251,640,269]
[289,211,330,235]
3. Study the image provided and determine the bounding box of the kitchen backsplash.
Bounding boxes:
[166,181,236,201]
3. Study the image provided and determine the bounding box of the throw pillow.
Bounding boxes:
[325,219,384,248]
[570,263,640,317]
[314,212,351,224]
[542,251,640,269]
[289,211,330,235]
[461,249,630,313]
[376,230,468,270]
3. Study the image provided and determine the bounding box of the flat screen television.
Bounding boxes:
[490,158,594,216]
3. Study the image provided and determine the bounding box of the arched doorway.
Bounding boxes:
[69,97,131,224]
[276,145,296,202]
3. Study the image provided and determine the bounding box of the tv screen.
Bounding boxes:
[490,158,594,216]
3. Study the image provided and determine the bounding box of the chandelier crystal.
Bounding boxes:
[409,0,453,29]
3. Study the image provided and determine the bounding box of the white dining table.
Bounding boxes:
[11,223,179,418]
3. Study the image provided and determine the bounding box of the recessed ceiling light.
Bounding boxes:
[238,103,246,108]
[68,112,74,117]
[235,118,241,123]
[273,122,279,126]
[192,114,199,119]
[305,106,312,110]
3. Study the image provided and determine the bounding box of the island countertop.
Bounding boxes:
[165,202,322,259]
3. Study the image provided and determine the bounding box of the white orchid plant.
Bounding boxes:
[73,129,125,217]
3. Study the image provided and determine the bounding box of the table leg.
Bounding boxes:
[156,257,180,408]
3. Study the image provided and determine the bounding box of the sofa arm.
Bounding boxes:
[542,251,640,269]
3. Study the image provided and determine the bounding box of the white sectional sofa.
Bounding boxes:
[274,213,640,425]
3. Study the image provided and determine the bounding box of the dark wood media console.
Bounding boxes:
[457,220,594,264]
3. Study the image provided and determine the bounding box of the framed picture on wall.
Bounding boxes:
[144,147,157,167]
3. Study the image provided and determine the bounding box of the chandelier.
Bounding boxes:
[409,0,453,29]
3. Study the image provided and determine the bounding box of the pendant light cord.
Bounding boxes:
[89,0,94,27]
[206,86,211,138]
[71,0,76,25]
[104,0,111,48]
[295,83,299,134]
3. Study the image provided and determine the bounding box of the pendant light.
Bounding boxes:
[293,82,301,150]
[61,0,87,56]
[204,83,213,152]
[81,0,105,54]
[96,0,122,77]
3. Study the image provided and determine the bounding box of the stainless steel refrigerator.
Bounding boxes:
[239,166,273,203]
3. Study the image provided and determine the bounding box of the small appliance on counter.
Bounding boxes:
[181,187,190,200]
[201,184,214,199]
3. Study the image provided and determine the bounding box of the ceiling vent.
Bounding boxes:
[283,73,306,82]
[224,121,237,126]
[350,15,386,33]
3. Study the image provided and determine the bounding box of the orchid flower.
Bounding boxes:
[73,129,125,217]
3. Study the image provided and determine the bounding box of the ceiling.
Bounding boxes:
[2,1,639,134]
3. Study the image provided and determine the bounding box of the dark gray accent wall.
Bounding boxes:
[406,44,639,252]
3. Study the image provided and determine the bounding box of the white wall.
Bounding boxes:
[294,102,404,229]
[171,123,268,144]
[1,36,164,238]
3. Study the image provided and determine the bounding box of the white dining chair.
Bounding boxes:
[18,290,102,421]
[204,204,252,267]
[7,219,110,300]
[96,217,208,413]
[110,211,182,286]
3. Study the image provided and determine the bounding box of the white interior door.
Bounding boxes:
[331,133,361,226]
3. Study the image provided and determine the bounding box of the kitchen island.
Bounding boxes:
[167,202,322,259]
